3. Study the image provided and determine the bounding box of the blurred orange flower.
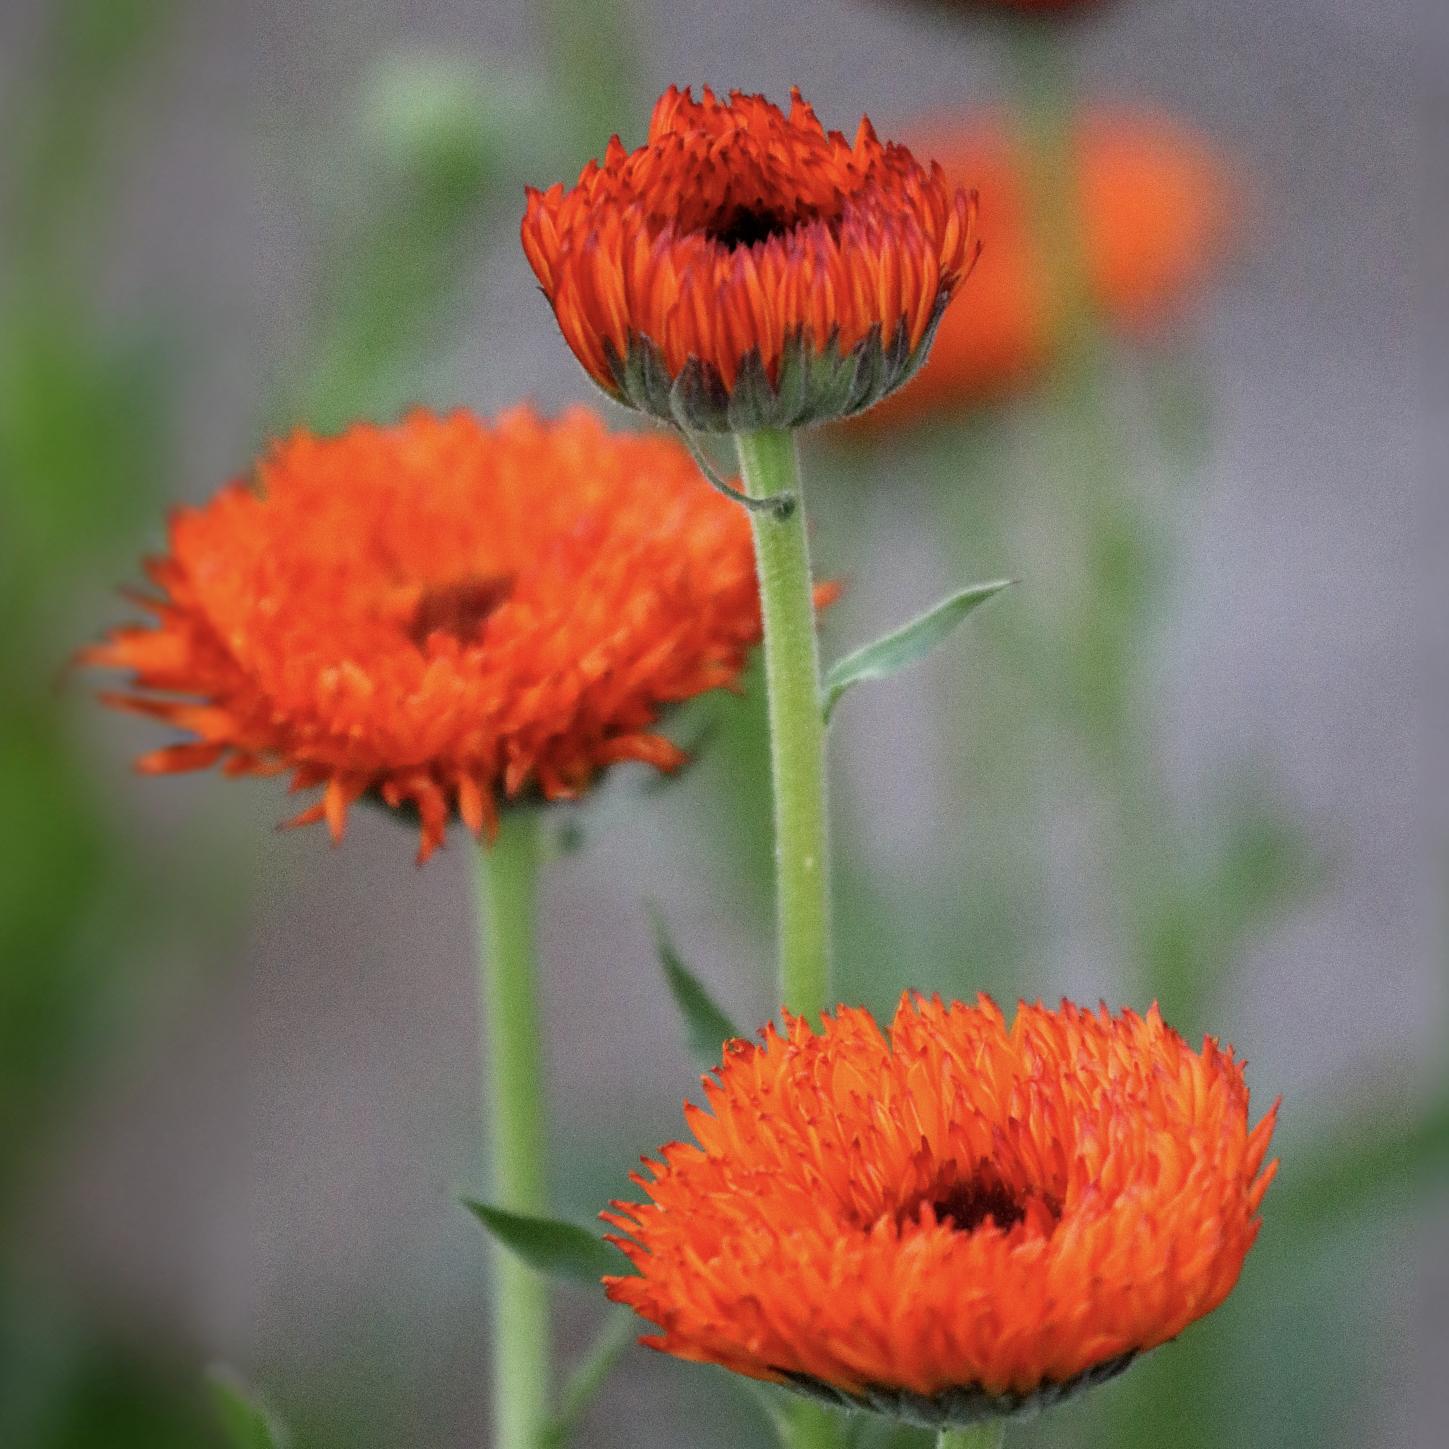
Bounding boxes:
[522,86,978,431]
[83,407,771,860]
[858,110,1233,429]
[606,993,1277,1428]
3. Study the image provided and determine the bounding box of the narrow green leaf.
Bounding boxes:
[821,580,1014,722]
[463,1200,620,1284]
[206,1367,286,1449]
[649,904,742,1064]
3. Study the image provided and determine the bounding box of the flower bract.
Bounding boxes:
[522,86,978,431]
[83,406,772,860]
[605,993,1277,1428]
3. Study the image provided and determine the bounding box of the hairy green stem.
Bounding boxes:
[733,429,841,1449]
[477,814,550,1449]
[939,1424,1007,1449]
[732,428,832,1021]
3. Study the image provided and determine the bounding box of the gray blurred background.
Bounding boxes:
[0,1,1442,1447]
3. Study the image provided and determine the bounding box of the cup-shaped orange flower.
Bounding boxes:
[82,406,769,861]
[521,86,979,432]
[854,110,1231,429]
[605,993,1277,1429]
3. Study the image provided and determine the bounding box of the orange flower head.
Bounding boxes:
[605,993,1277,1429]
[857,110,1233,429]
[521,86,979,432]
[82,406,773,861]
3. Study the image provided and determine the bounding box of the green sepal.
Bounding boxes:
[649,904,743,1064]
[206,1367,287,1449]
[603,298,949,434]
[463,1199,622,1283]
[822,580,1014,722]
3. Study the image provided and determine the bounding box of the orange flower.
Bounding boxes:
[82,406,772,861]
[521,86,978,432]
[605,993,1277,1428]
[858,110,1232,428]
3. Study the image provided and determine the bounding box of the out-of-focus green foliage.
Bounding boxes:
[0,0,179,1220]
[208,1368,289,1449]
[284,50,563,433]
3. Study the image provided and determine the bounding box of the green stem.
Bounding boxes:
[732,428,832,1021]
[734,429,841,1449]
[477,813,550,1449]
[939,1424,1006,1449]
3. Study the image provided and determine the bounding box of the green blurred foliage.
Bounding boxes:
[284,49,564,432]
[0,0,180,1221]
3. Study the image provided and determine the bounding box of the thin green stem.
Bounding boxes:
[477,813,550,1449]
[939,1424,1006,1449]
[732,428,831,1021]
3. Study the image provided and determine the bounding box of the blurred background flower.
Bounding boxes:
[0,1,1439,1448]
[852,109,1230,425]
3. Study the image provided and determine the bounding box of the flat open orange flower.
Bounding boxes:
[522,86,978,432]
[82,406,771,860]
[855,110,1232,429]
[605,993,1277,1429]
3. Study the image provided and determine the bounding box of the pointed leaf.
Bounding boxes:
[650,905,742,1064]
[206,1368,287,1449]
[463,1199,621,1284]
[821,580,1014,722]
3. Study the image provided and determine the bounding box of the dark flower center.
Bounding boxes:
[408,573,514,645]
[894,1166,1057,1237]
[705,203,804,250]
[927,1178,1027,1233]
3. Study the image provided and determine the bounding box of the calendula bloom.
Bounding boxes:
[521,86,979,432]
[83,406,774,861]
[606,994,1277,1429]
[855,111,1232,429]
